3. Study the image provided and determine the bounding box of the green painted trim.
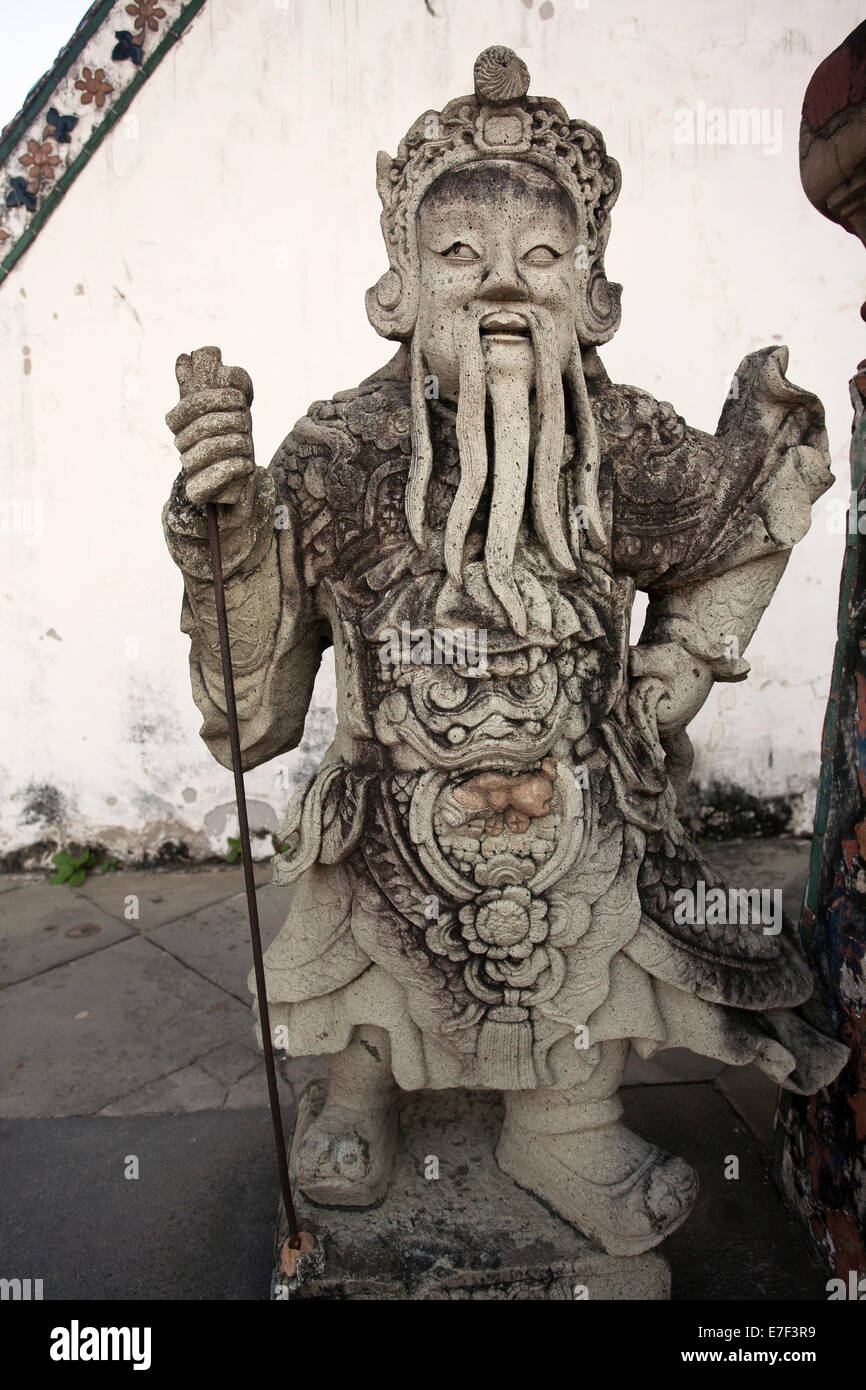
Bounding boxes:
[800,390,866,943]
[776,393,866,1159]
[775,388,866,1153]
[0,1,116,165]
[0,0,209,287]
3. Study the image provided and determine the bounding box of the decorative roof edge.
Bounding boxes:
[0,0,209,287]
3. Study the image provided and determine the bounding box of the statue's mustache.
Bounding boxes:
[407,302,604,637]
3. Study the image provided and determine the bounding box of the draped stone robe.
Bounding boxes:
[170,344,847,1094]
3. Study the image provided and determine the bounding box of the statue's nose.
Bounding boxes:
[478,247,529,302]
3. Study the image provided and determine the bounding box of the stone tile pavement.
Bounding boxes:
[0,863,323,1119]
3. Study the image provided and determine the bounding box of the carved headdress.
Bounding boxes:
[366,45,622,346]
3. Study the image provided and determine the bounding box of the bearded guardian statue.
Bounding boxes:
[163,47,848,1257]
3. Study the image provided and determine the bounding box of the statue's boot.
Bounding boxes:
[495,1045,698,1255]
[293,1026,398,1208]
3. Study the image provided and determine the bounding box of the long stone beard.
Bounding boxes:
[407,305,605,638]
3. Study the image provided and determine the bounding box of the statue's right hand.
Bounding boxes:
[165,346,255,507]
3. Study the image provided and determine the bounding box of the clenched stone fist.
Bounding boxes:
[630,641,715,734]
[163,345,277,581]
[166,346,255,508]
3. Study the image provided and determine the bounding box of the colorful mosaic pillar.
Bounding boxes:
[774,23,866,1281]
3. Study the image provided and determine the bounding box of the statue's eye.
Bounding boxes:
[524,245,560,265]
[441,242,480,261]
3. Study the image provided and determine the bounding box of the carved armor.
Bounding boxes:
[166,353,845,1095]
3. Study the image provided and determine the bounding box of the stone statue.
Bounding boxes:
[164,46,848,1258]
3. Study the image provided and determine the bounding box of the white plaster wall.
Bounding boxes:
[1,0,863,862]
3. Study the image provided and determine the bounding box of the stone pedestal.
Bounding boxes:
[271,1082,670,1300]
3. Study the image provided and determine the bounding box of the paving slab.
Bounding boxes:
[252,882,295,937]
[0,882,134,986]
[147,887,290,1004]
[704,837,810,919]
[714,1065,780,1150]
[277,1053,328,1103]
[77,865,271,932]
[705,837,808,881]
[0,874,42,894]
[0,936,251,1118]
[224,1068,292,1110]
[98,1049,319,1117]
[624,1046,725,1086]
[198,1037,262,1088]
[0,1110,286,1299]
[623,1082,829,1300]
[97,1063,230,1117]
[220,1053,327,1111]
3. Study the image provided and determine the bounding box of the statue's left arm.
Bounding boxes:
[609,346,834,763]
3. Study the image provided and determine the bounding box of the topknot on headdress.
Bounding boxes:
[473,45,530,104]
[366,46,623,345]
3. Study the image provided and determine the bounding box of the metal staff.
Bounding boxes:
[204,499,309,1268]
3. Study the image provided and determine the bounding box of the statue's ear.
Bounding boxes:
[576,267,622,346]
[571,221,622,346]
[365,269,418,340]
[367,147,418,338]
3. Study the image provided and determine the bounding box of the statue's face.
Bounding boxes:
[416,161,581,401]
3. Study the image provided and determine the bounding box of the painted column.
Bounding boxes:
[774,21,866,1284]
